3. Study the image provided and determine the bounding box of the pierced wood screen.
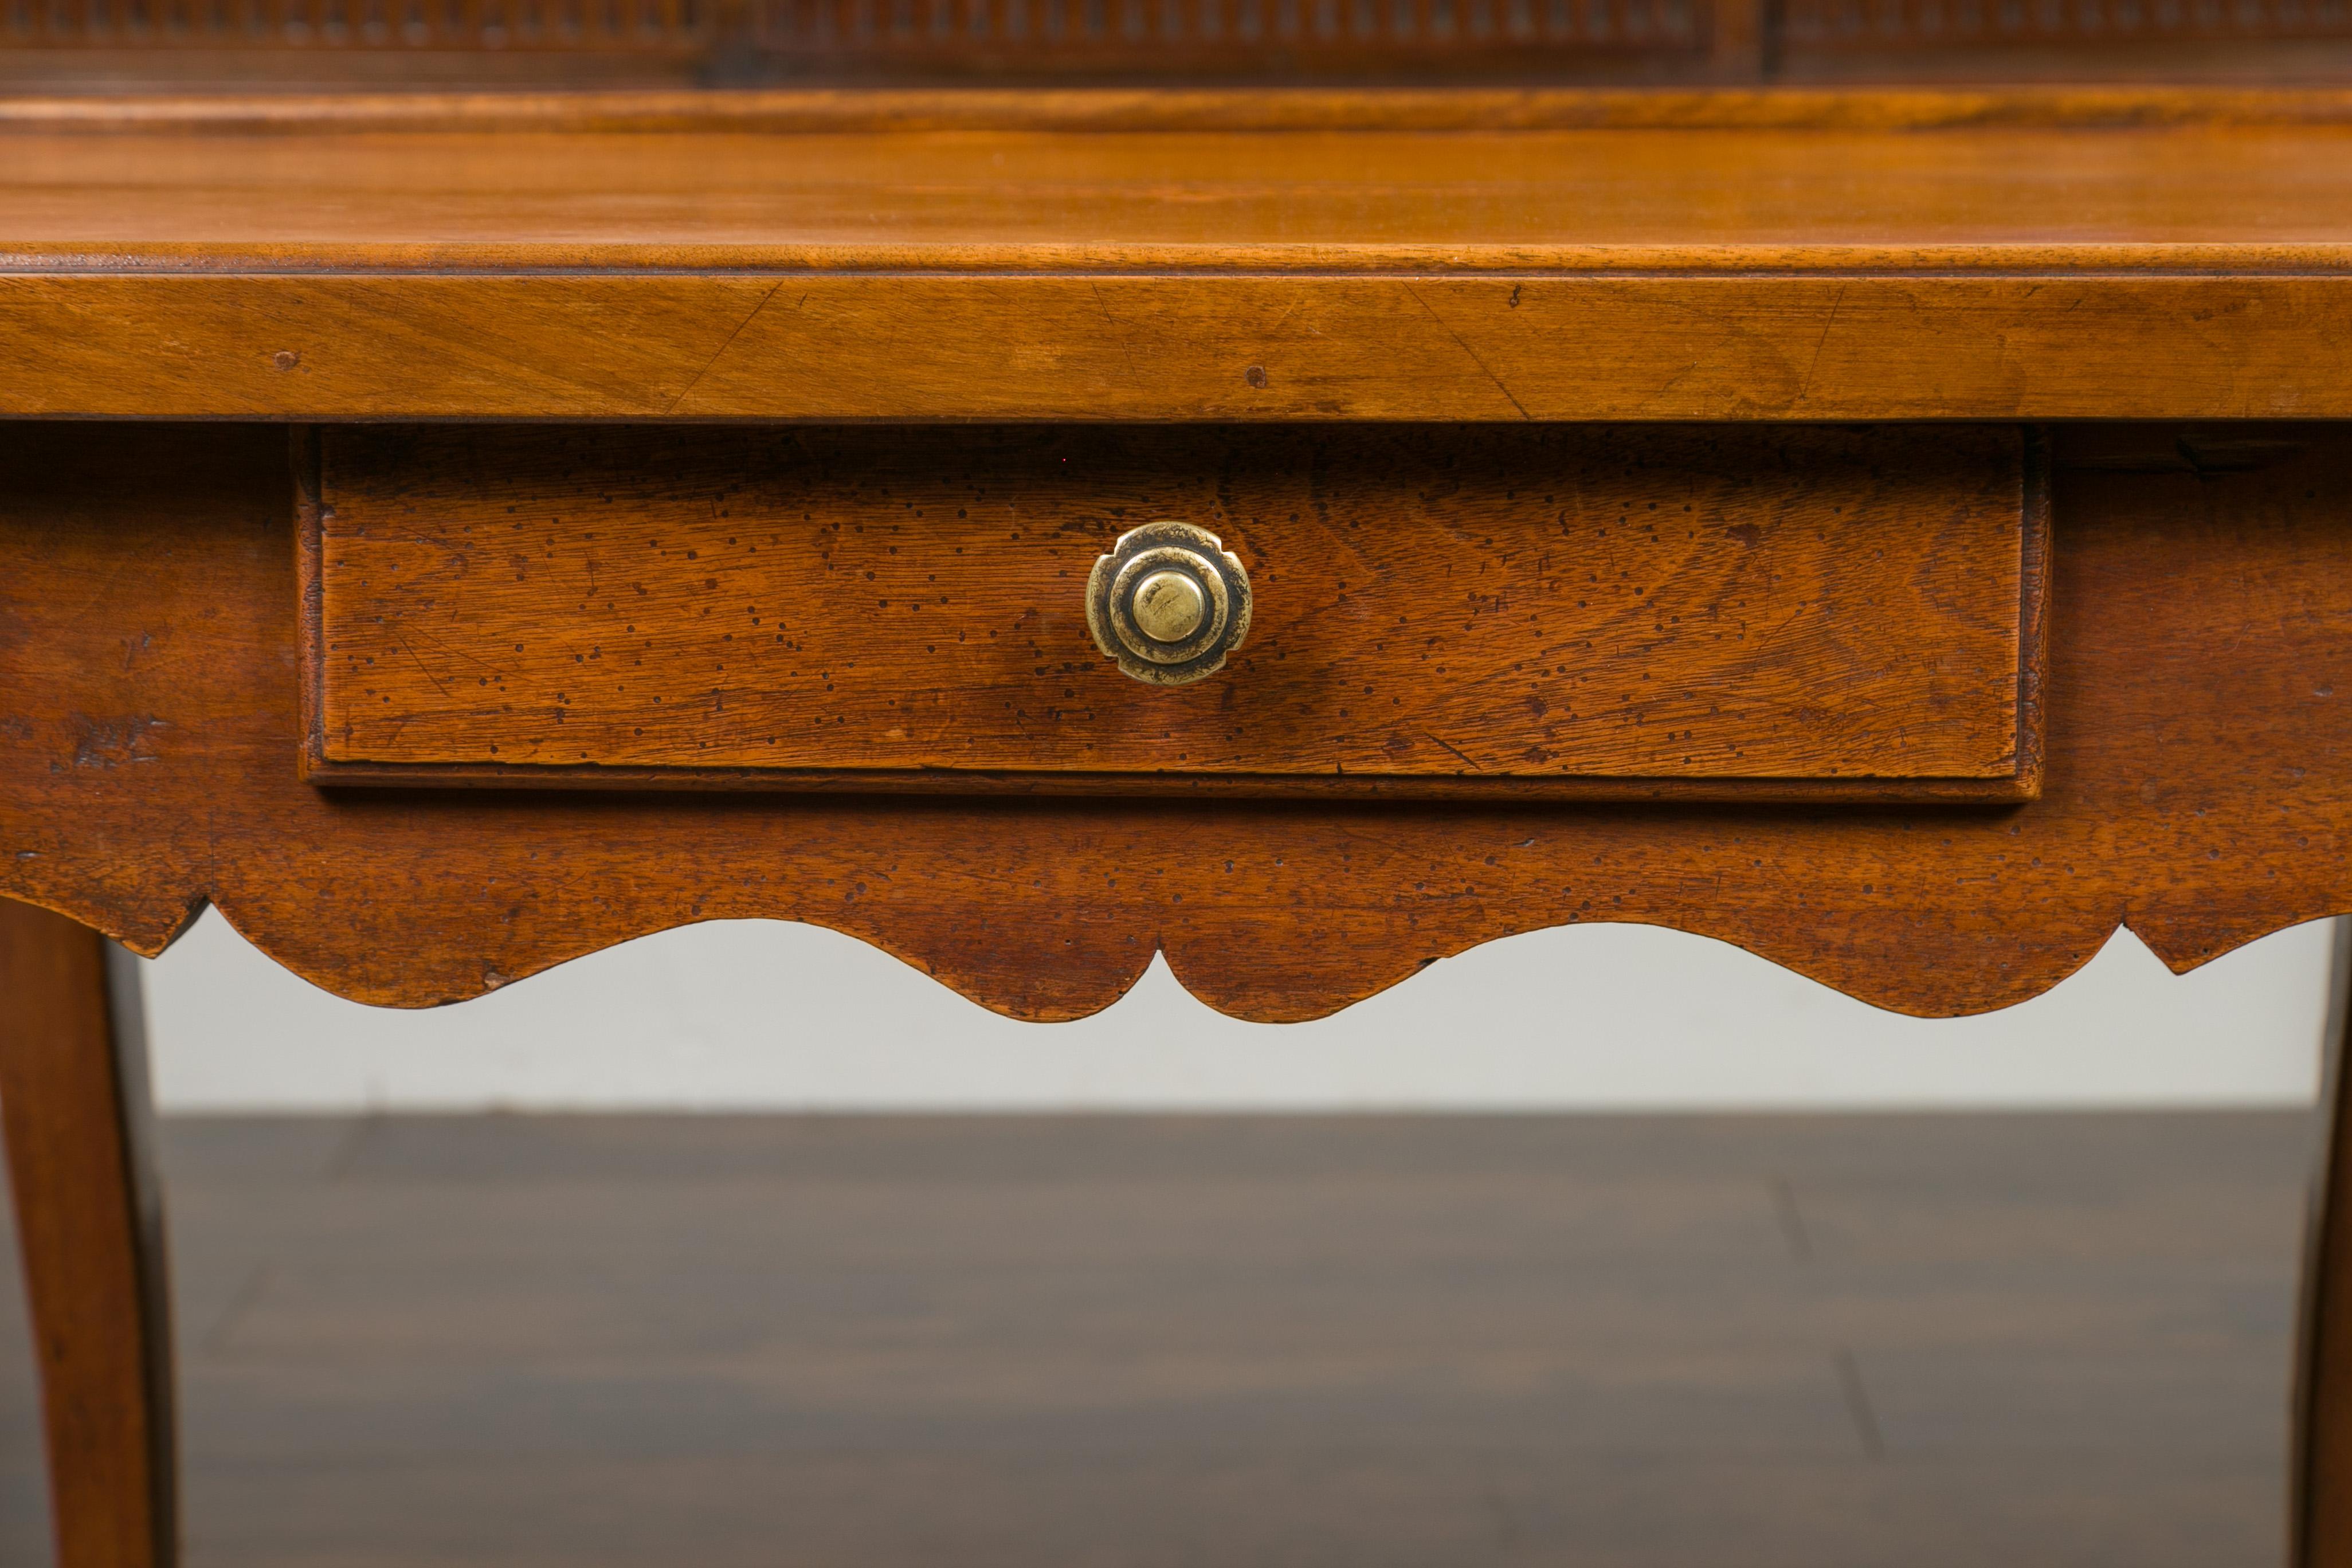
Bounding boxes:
[1782,0,2352,49]
[2,0,2346,76]
[743,0,1711,59]
[0,0,714,48]
[0,0,1735,75]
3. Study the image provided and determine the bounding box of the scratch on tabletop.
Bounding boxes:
[1401,281,1531,420]
[663,279,787,415]
[1796,281,1851,405]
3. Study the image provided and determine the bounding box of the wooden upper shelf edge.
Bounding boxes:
[12,84,2352,131]
[5,85,2351,421]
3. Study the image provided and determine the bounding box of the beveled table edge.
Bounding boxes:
[5,82,2352,134]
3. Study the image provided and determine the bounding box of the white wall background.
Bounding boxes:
[141,908,2339,1113]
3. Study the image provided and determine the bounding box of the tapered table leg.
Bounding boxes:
[0,899,177,1568]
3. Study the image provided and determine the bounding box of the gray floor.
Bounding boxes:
[0,1111,2324,1567]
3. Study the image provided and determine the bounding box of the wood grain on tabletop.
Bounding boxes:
[309,424,2032,790]
[9,101,2352,260]
[0,420,2343,1021]
[1,88,2351,421]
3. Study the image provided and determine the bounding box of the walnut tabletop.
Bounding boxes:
[5,86,2352,420]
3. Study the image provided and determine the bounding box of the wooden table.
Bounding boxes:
[5,84,2352,1566]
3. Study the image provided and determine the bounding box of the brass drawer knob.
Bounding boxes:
[1086,520,1253,686]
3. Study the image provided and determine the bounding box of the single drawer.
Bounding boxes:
[300,424,2045,801]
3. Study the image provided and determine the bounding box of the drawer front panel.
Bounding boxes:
[306,424,2040,798]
